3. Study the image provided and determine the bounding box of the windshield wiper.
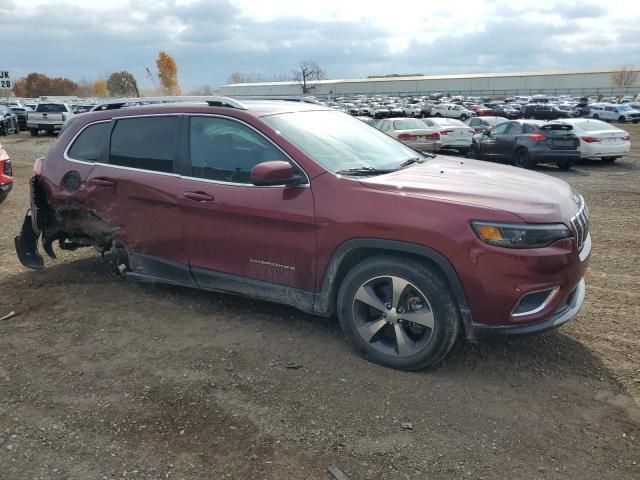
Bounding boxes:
[335,166,396,176]
[398,157,425,168]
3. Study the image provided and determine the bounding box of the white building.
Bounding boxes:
[218,68,640,98]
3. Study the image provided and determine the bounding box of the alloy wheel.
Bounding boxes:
[352,275,435,357]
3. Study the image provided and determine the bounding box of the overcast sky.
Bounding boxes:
[1,0,639,89]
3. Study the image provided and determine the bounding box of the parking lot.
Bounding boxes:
[1,128,639,479]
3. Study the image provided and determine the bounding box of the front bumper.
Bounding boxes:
[470,278,586,338]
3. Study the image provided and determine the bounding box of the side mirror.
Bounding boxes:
[250,161,301,187]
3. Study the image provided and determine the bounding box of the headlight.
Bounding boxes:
[471,221,571,248]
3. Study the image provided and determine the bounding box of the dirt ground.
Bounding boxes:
[1,126,639,480]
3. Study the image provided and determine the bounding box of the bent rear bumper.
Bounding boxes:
[470,278,585,339]
[15,211,45,270]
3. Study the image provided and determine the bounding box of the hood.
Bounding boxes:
[359,156,579,223]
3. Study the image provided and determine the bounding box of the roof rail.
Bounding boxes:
[90,96,248,112]
[233,95,324,105]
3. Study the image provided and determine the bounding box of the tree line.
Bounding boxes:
[12,51,181,98]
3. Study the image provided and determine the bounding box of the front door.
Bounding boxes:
[479,121,510,158]
[178,115,317,301]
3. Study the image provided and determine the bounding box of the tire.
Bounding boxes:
[30,128,38,137]
[457,147,469,155]
[434,113,442,117]
[469,143,482,159]
[618,116,626,123]
[592,114,599,119]
[634,120,639,124]
[602,157,618,163]
[514,148,533,168]
[557,160,573,170]
[337,255,460,371]
[460,114,468,121]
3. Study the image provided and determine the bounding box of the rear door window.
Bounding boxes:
[188,116,284,184]
[67,122,110,162]
[109,116,179,173]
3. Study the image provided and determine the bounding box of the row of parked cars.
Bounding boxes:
[330,93,640,124]
[358,115,631,170]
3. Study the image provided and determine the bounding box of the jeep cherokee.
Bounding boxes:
[15,97,591,370]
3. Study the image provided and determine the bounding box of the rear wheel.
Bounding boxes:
[557,160,573,170]
[337,255,460,370]
[30,128,38,137]
[514,148,533,168]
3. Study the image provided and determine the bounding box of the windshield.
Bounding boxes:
[617,105,633,111]
[263,110,426,173]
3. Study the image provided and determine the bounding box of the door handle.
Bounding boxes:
[183,191,215,202]
[89,178,115,187]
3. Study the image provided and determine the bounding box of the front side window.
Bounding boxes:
[109,116,179,173]
[506,122,523,134]
[262,110,426,173]
[189,116,284,183]
[490,122,510,135]
[68,122,110,162]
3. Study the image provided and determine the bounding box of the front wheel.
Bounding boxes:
[468,143,482,159]
[618,116,626,123]
[460,114,468,121]
[602,157,618,163]
[337,255,460,370]
[592,114,599,119]
[434,113,442,117]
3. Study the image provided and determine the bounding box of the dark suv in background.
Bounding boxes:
[470,119,580,169]
[522,104,571,120]
[15,97,591,370]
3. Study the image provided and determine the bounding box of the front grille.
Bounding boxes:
[570,196,589,251]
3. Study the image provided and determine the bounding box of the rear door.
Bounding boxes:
[178,115,317,299]
[85,114,193,284]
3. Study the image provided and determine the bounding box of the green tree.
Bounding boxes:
[106,71,139,97]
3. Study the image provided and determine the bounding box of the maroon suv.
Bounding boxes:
[15,98,591,370]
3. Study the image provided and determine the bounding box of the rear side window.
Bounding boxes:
[523,124,537,134]
[67,122,110,162]
[109,116,179,173]
[36,103,67,113]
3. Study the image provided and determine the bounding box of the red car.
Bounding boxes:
[0,142,12,203]
[468,105,497,116]
[15,98,591,370]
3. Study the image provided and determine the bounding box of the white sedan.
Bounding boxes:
[377,118,441,152]
[421,117,474,153]
[554,118,630,162]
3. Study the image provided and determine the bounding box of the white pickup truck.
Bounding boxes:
[430,103,475,121]
[27,103,74,136]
